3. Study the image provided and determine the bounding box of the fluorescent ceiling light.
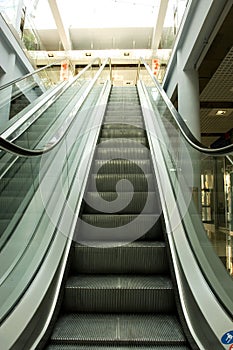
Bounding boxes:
[216,110,227,116]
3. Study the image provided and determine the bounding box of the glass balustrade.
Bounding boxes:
[0,58,111,323]
[0,61,77,130]
[138,62,233,278]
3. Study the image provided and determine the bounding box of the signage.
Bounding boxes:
[221,331,233,345]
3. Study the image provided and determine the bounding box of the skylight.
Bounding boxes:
[33,0,161,29]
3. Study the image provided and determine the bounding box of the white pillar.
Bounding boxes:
[0,53,16,126]
[177,50,201,141]
[177,50,202,212]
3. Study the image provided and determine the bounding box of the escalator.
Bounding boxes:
[0,59,232,350]
[45,86,192,349]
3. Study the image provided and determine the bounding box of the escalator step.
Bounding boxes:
[96,148,150,160]
[98,138,148,147]
[104,114,142,120]
[83,192,159,214]
[93,159,152,174]
[64,275,175,313]
[88,174,154,192]
[102,122,144,129]
[50,313,187,346]
[106,106,141,112]
[77,214,163,241]
[101,129,146,138]
[71,241,169,274]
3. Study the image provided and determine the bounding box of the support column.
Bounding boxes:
[177,50,201,140]
[177,50,201,212]
[0,53,16,126]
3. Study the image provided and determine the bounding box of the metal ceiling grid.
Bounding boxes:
[200,47,233,102]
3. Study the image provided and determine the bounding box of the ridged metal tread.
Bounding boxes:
[104,115,142,124]
[102,123,144,129]
[101,129,146,137]
[93,159,152,174]
[71,242,169,274]
[64,275,175,313]
[77,214,163,241]
[88,174,154,192]
[98,138,148,147]
[50,314,187,345]
[83,192,160,214]
[47,346,191,350]
[106,106,141,111]
[96,148,150,160]
[106,105,141,110]
[80,214,162,227]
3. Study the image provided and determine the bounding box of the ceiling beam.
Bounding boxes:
[151,0,169,53]
[200,101,233,109]
[48,0,72,51]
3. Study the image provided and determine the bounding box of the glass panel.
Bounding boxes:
[0,59,112,322]
[139,65,233,278]
[0,64,64,129]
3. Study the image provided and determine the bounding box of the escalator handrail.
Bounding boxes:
[0,58,100,91]
[0,57,101,140]
[0,62,58,91]
[0,58,111,157]
[139,57,233,155]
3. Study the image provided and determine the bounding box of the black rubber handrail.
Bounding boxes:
[0,58,110,157]
[0,62,59,91]
[139,58,233,155]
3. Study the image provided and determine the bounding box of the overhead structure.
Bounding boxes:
[151,0,169,54]
[48,0,72,51]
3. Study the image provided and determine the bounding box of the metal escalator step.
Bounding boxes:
[50,313,187,345]
[106,106,141,112]
[98,138,148,147]
[108,100,140,105]
[107,100,140,104]
[93,159,152,174]
[96,148,150,160]
[71,241,168,274]
[46,345,191,350]
[102,122,144,129]
[105,111,142,116]
[101,129,146,138]
[64,275,175,313]
[88,174,154,192]
[103,117,143,122]
[83,192,159,214]
[77,214,163,242]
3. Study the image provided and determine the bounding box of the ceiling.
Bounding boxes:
[28,1,233,148]
[197,5,233,147]
[37,27,155,51]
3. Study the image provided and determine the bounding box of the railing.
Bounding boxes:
[0,59,79,128]
[0,57,112,342]
[137,59,233,348]
[0,57,103,153]
[137,58,233,275]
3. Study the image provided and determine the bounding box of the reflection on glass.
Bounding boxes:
[139,63,233,276]
[0,59,112,322]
